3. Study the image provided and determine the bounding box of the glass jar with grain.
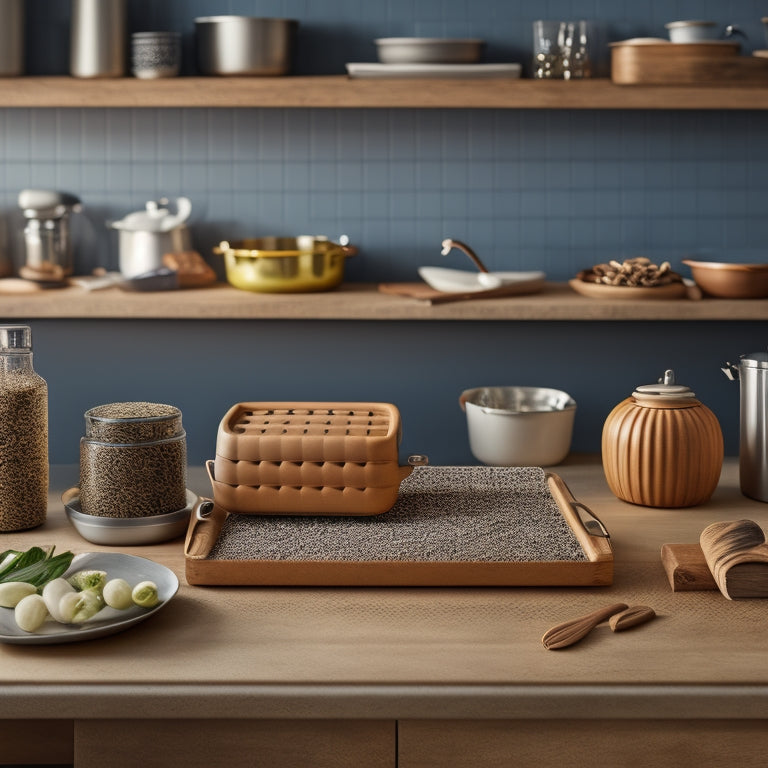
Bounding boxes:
[0,326,48,531]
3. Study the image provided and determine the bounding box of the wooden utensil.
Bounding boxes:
[609,605,656,632]
[541,602,628,650]
[700,519,768,599]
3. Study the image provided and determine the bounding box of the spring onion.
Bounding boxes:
[0,546,74,589]
[71,590,104,623]
[132,581,159,608]
[67,569,107,593]
[57,592,81,624]
[14,594,48,632]
[0,581,38,608]
[42,578,76,622]
[103,578,133,610]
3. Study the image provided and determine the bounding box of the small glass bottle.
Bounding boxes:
[0,326,48,531]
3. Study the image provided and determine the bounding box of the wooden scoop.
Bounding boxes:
[542,602,628,650]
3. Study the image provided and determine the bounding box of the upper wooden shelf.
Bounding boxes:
[2,76,768,109]
[0,282,766,321]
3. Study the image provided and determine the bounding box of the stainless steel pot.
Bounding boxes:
[195,16,298,76]
[723,353,768,501]
[108,198,192,277]
[115,228,190,277]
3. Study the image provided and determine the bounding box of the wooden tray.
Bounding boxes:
[610,42,768,85]
[185,467,614,587]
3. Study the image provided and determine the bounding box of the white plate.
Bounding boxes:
[345,62,522,79]
[0,552,178,645]
[418,266,546,293]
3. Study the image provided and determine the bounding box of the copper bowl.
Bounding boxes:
[682,260,768,299]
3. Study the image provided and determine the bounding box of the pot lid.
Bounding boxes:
[739,351,768,369]
[633,369,696,400]
[110,197,191,232]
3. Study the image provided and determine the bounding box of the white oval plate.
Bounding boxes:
[0,552,178,645]
[418,266,546,293]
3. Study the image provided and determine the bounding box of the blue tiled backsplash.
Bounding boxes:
[2,1,768,282]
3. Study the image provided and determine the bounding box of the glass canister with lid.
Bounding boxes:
[0,325,48,531]
[79,401,187,518]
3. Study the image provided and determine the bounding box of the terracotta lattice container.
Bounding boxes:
[601,370,723,508]
[210,402,418,516]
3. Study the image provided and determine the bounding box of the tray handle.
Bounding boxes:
[545,472,613,565]
[184,496,228,560]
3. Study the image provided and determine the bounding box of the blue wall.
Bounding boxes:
[1,1,767,467]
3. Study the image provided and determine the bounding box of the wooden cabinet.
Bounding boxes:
[398,720,768,768]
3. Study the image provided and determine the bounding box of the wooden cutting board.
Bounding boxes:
[378,279,545,304]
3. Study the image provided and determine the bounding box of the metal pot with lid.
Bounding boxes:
[108,197,192,277]
[723,352,768,501]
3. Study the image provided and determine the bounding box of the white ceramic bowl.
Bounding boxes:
[63,488,196,545]
[459,386,576,466]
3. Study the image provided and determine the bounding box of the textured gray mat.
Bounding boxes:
[207,466,587,563]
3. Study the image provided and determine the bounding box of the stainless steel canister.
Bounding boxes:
[723,352,768,501]
[0,0,24,75]
[70,0,126,77]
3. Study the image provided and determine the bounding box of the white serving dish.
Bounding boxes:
[63,488,197,545]
[418,266,545,294]
[459,386,576,467]
[345,62,522,79]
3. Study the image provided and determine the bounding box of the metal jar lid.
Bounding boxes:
[738,352,768,369]
[84,402,183,444]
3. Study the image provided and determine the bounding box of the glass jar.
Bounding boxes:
[79,402,187,518]
[0,326,48,531]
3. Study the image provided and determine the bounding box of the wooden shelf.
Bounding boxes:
[1,282,767,320]
[1,76,768,109]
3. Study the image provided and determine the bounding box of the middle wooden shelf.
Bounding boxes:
[0,282,766,321]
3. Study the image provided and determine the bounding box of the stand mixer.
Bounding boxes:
[18,189,82,283]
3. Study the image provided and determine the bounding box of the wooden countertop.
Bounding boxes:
[1,457,767,722]
[1,282,768,321]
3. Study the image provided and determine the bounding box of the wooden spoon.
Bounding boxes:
[542,602,628,650]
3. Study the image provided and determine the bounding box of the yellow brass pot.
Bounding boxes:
[214,236,356,293]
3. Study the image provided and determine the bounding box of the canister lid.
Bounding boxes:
[0,325,32,352]
[739,351,768,369]
[633,369,697,400]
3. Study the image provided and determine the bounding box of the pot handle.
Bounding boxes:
[398,453,429,481]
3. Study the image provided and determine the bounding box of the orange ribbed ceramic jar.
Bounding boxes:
[601,370,723,508]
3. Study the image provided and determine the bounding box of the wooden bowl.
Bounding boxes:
[682,260,768,298]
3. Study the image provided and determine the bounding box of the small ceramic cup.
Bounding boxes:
[131,31,181,79]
